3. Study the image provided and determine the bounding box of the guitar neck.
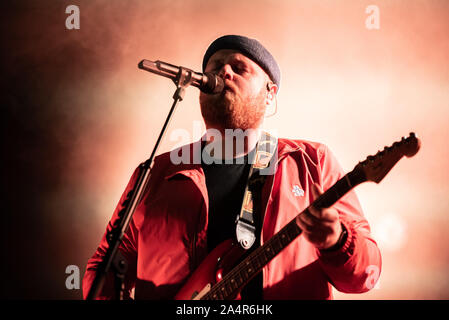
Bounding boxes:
[202,169,366,300]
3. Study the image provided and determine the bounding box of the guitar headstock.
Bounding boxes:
[356,132,421,184]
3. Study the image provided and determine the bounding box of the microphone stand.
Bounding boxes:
[86,63,196,300]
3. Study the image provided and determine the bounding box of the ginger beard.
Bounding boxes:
[199,84,267,132]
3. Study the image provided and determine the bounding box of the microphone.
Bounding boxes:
[138,59,224,94]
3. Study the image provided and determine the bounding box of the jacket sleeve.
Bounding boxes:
[316,145,382,293]
[82,165,142,299]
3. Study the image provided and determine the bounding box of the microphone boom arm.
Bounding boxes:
[138,59,223,94]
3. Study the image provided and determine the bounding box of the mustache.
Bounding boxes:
[200,85,267,131]
[221,79,237,93]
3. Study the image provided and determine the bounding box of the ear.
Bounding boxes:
[265,83,278,106]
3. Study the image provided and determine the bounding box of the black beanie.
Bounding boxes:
[202,35,280,89]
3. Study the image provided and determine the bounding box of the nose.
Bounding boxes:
[218,64,233,81]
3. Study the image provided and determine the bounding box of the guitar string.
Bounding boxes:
[204,221,299,299]
[206,224,296,299]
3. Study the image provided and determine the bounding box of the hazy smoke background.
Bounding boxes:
[1,0,448,299]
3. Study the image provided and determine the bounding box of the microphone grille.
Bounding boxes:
[203,73,224,94]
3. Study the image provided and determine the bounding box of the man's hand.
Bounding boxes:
[295,184,343,250]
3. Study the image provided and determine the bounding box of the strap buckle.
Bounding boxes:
[235,131,277,250]
[236,219,257,249]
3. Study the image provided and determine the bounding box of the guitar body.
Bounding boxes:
[175,239,246,300]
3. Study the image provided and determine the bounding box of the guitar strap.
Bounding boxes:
[235,131,278,250]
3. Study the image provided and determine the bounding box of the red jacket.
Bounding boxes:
[83,138,381,299]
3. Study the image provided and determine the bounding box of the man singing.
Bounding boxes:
[83,35,381,300]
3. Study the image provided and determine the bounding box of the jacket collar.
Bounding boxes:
[276,138,303,160]
[162,134,302,180]
[163,138,204,180]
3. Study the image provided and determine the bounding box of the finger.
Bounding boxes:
[311,183,323,199]
[297,208,335,231]
[310,183,324,212]
[296,209,314,230]
[299,208,321,226]
[296,215,313,233]
[308,206,339,222]
[296,215,323,235]
[296,216,333,246]
[308,205,322,219]
[301,216,335,234]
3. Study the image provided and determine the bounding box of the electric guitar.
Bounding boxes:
[175,133,421,300]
